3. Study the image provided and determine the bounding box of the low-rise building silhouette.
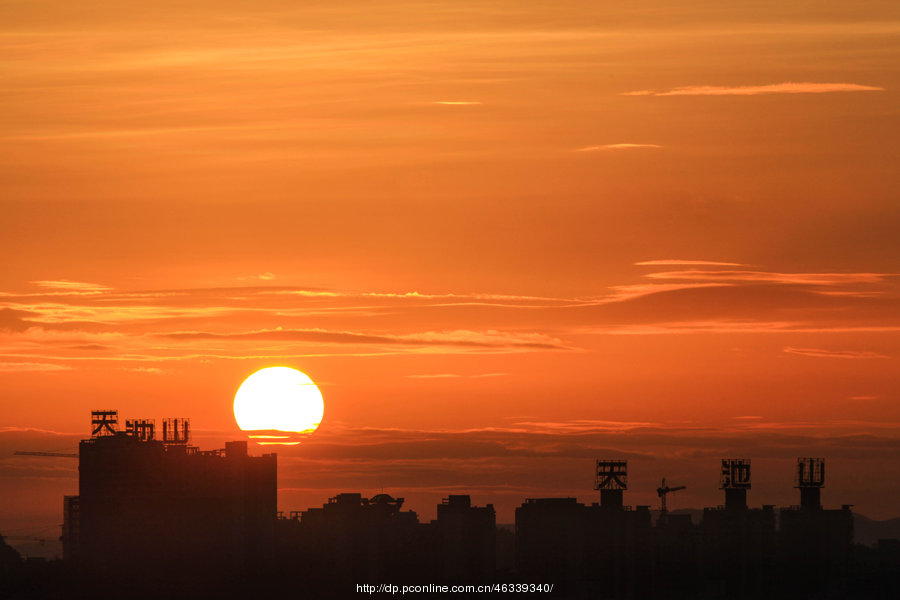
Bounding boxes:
[280,492,425,582]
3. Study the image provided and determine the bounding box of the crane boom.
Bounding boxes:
[656,478,687,522]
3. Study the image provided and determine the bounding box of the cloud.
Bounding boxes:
[29,280,111,294]
[68,344,113,351]
[279,420,900,464]
[405,373,462,379]
[509,419,661,433]
[604,282,733,303]
[160,327,568,351]
[0,362,72,372]
[575,144,661,151]
[643,269,892,286]
[0,308,36,332]
[124,366,169,374]
[783,347,889,359]
[432,101,481,105]
[621,82,885,96]
[405,372,509,379]
[580,321,900,336]
[635,260,748,267]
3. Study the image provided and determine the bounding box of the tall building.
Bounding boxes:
[516,460,653,597]
[699,459,776,597]
[63,410,276,583]
[433,495,496,581]
[779,458,854,593]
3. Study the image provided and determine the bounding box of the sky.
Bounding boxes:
[2,1,899,541]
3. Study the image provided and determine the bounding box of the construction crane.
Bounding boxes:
[656,477,686,524]
[13,451,77,458]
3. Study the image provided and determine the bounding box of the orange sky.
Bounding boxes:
[2,2,899,534]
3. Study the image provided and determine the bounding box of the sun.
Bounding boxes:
[233,367,324,444]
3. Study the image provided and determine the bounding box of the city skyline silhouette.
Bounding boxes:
[3,411,899,598]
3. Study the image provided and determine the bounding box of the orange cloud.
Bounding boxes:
[28,280,112,294]
[643,270,892,286]
[161,327,568,351]
[635,260,748,267]
[0,361,72,372]
[621,82,885,96]
[783,347,889,359]
[575,144,661,151]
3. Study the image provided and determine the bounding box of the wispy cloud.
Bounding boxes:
[635,259,748,267]
[643,269,893,286]
[161,327,568,351]
[578,322,900,336]
[600,282,735,304]
[621,82,884,96]
[783,347,889,359]
[124,366,170,374]
[406,372,509,379]
[510,419,661,433]
[237,273,276,282]
[29,280,112,294]
[575,144,661,151]
[432,101,482,105]
[0,362,72,372]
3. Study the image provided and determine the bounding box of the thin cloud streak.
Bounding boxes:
[635,260,748,267]
[783,347,889,359]
[621,82,885,96]
[643,270,894,286]
[405,372,509,379]
[575,144,661,151]
[160,327,567,350]
[0,362,72,372]
[577,321,900,336]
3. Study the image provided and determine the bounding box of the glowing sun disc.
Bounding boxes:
[233,367,324,439]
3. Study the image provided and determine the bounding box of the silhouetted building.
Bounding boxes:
[284,492,425,582]
[779,458,853,594]
[63,410,276,587]
[515,461,655,598]
[652,512,701,599]
[516,498,589,581]
[699,459,776,598]
[433,495,495,581]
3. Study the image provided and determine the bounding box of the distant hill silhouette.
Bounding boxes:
[854,514,900,546]
[666,509,900,547]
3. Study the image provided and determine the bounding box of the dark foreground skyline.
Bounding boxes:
[2,412,899,599]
